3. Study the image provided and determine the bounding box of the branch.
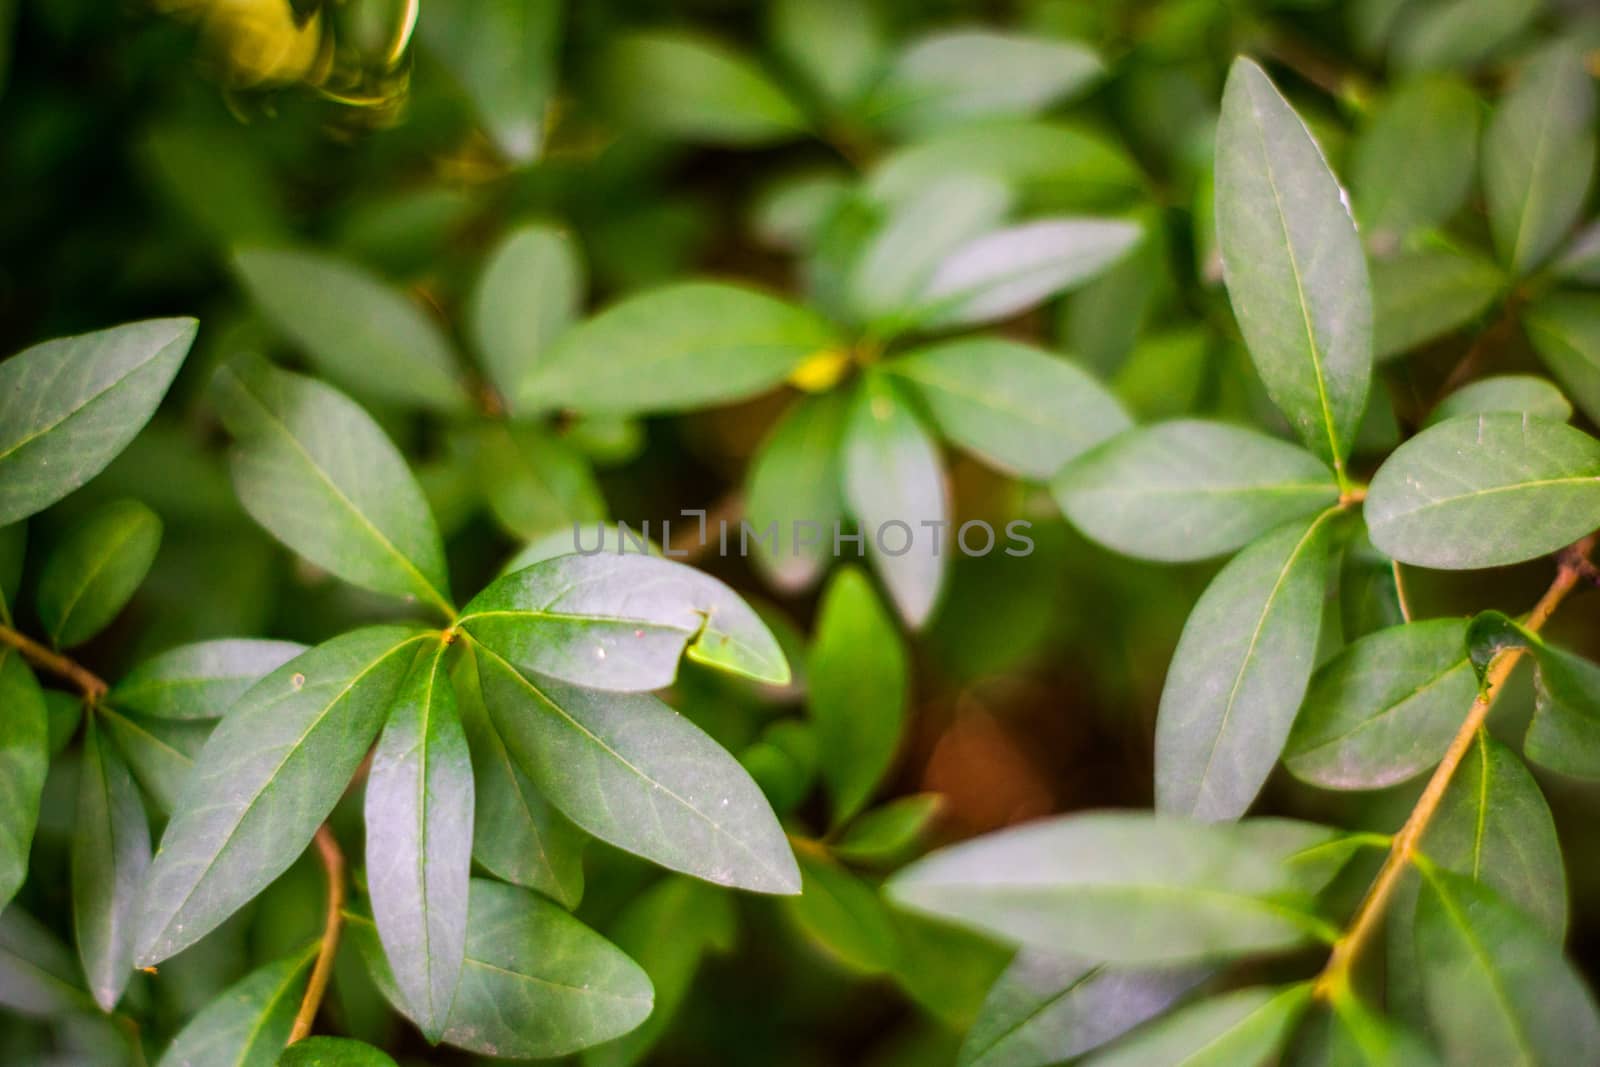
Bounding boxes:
[0,624,107,703]
[288,825,347,1044]
[1314,535,1595,998]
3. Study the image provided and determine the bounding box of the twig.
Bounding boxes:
[288,825,347,1044]
[0,624,107,703]
[1314,535,1595,999]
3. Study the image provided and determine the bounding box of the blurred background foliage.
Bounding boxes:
[4,0,1600,1063]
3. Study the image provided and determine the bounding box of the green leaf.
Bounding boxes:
[454,644,584,907]
[749,170,851,252]
[1082,984,1312,1067]
[521,282,837,416]
[807,566,908,824]
[1414,868,1600,1065]
[35,498,160,648]
[1483,40,1597,275]
[98,705,204,816]
[743,390,850,592]
[868,30,1102,137]
[841,373,949,629]
[887,813,1338,964]
[470,641,800,894]
[960,951,1207,1067]
[212,355,453,616]
[866,120,1144,212]
[1156,511,1339,820]
[1526,294,1600,427]
[1521,641,1600,780]
[72,719,151,1012]
[460,422,605,541]
[459,553,789,691]
[363,641,471,1042]
[1302,994,1441,1066]
[910,218,1141,330]
[1420,732,1567,939]
[1372,246,1504,361]
[833,794,944,866]
[351,879,654,1057]
[0,521,23,626]
[599,31,806,145]
[0,318,196,525]
[849,174,1012,330]
[1427,375,1572,427]
[1365,413,1600,569]
[1392,0,1539,74]
[0,905,96,1018]
[109,638,306,720]
[232,248,469,413]
[468,223,583,411]
[890,338,1132,480]
[42,689,83,758]
[768,0,883,110]
[1055,420,1338,563]
[1284,619,1477,790]
[419,0,559,163]
[155,944,315,1067]
[135,626,428,965]
[0,648,47,913]
[780,850,899,973]
[1555,220,1600,285]
[582,877,735,1067]
[1352,76,1480,243]
[1215,58,1372,477]
[277,1036,398,1066]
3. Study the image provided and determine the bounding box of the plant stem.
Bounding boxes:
[0,623,107,703]
[288,825,347,1044]
[1314,535,1595,998]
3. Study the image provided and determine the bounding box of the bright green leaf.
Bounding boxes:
[0,318,196,525]
[156,944,315,1067]
[36,499,160,648]
[781,850,899,973]
[1082,984,1312,1067]
[419,0,559,163]
[0,648,47,913]
[833,794,943,866]
[468,223,583,411]
[743,391,850,592]
[1352,77,1480,243]
[768,0,883,110]
[277,1036,398,1066]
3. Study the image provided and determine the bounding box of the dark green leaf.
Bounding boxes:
[959,951,1206,1067]
[1215,58,1372,476]
[1526,294,1600,427]
[599,31,805,145]
[460,552,789,690]
[1391,0,1539,74]
[1055,420,1338,563]
[0,648,47,913]
[454,644,584,908]
[833,794,943,866]
[780,850,899,973]
[808,566,908,824]
[471,642,800,894]
[0,318,196,525]
[890,338,1131,479]
[1082,984,1312,1067]
[521,282,837,416]
[419,0,559,163]
[1156,511,1339,820]
[156,945,315,1067]
[36,498,161,648]
[743,391,850,592]
[72,720,151,1011]
[841,373,949,628]
[135,627,427,965]
[352,879,654,1057]
[468,223,583,410]
[1522,641,1600,780]
[232,248,470,414]
[1483,40,1596,275]
[212,355,453,616]
[868,30,1102,137]
[887,813,1339,963]
[98,705,204,815]
[1415,868,1599,1064]
[277,1036,398,1066]
[364,641,471,1042]
[461,422,605,541]
[0,905,95,1017]
[1365,414,1600,569]
[0,522,24,626]
[1427,375,1572,426]
[1372,246,1504,361]
[110,639,306,720]
[1284,619,1477,790]
[1352,77,1480,243]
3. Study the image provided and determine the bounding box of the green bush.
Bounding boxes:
[3,1,1600,1064]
